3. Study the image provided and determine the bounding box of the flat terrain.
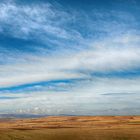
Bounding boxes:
[0,116,140,140]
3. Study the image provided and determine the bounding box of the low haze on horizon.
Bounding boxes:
[0,0,140,116]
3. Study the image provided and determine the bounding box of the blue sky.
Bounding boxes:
[0,0,140,115]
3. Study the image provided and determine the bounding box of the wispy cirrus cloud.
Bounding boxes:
[0,0,85,48]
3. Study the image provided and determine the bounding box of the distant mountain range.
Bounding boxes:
[0,113,79,119]
[0,114,47,119]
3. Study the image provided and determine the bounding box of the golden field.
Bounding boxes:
[0,116,140,140]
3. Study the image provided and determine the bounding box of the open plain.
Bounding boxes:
[0,116,140,140]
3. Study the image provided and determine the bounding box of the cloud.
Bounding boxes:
[0,0,140,115]
[0,0,84,46]
[1,77,140,115]
[0,32,140,88]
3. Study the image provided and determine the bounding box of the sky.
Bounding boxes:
[0,0,140,116]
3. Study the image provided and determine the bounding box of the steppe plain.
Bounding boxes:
[0,116,140,140]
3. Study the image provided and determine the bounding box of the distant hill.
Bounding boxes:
[0,114,47,119]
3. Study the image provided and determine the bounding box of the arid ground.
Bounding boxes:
[0,116,140,140]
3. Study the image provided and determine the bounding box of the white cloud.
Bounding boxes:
[0,33,140,88]
[0,0,140,115]
[0,0,84,43]
[1,77,140,115]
